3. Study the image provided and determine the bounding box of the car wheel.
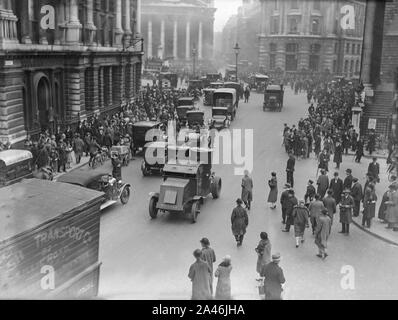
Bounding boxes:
[149,196,159,219]
[142,161,149,176]
[191,201,200,223]
[211,176,222,199]
[120,187,130,205]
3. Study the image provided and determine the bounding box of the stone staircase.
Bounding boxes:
[360,90,394,139]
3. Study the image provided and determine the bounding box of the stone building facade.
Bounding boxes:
[359,0,398,139]
[141,0,216,70]
[258,0,366,77]
[0,0,143,145]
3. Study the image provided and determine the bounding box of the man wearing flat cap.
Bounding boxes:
[260,253,286,300]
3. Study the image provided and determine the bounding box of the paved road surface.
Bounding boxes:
[97,88,398,299]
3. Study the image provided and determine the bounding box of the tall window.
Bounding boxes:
[351,43,355,54]
[346,43,350,54]
[288,17,299,34]
[313,0,321,10]
[350,60,354,76]
[355,60,360,73]
[309,44,321,71]
[291,0,299,9]
[270,43,277,70]
[311,18,320,34]
[334,43,338,54]
[357,44,361,55]
[286,43,298,71]
[274,0,278,10]
[271,17,279,34]
[344,60,349,73]
[333,60,337,73]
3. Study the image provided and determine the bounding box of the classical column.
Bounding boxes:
[360,0,377,89]
[115,0,124,46]
[86,0,96,45]
[20,0,31,44]
[185,21,190,60]
[147,19,153,58]
[0,0,18,44]
[198,21,203,60]
[136,0,142,35]
[160,19,165,59]
[173,20,178,59]
[66,0,82,44]
[124,0,132,47]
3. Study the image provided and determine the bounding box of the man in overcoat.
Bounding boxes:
[367,157,380,183]
[330,172,343,204]
[351,177,363,217]
[241,170,253,210]
[293,200,309,248]
[315,209,332,260]
[304,179,316,206]
[282,190,298,232]
[339,189,354,234]
[280,184,291,224]
[323,189,337,227]
[286,154,295,187]
[260,253,286,300]
[200,238,216,295]
[308,194,326,234]
[188,249,212,300]
[231,198,249,246]
[343,168,354,190]
[317,169,329,199]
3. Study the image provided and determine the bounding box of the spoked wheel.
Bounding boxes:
[191,201,200,223]
[149,196,159,219]
[120,187,130,205]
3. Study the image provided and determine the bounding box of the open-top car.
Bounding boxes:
[56,167,131,211]
[141,141,168,176]
[210,107,231,130]
[148,147,222,223]
[263,84,284,112]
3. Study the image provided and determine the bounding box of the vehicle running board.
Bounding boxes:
[100,200,118,210]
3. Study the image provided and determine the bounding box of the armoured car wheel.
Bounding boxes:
[191,201,200,223]
[149,196,159,219]
[120,187,130,205]
[211,176,222,199]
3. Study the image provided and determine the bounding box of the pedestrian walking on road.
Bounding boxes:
[304,179,316,206]
[72,133,84,164]
[378,183,394,222]
[282,190,298,232]
[293,200,309,248]
[260,253,286,300]
[244,86,250,103]
[267,172,278,209]
[339,188,354,235]
[286,153,295,188]
[214,255,232,300]
[333,141,343,169]
[323,189,337,227]
[330,172,343,204]
[385,183,398,231]
[318,149,330,174]
[362,182,377,228]
[188,249,212,300]
[315,209,332,260]
[200,238,216,295]
[308,194,325,235]
[351,178,363,217]
[317,169,329,199]
[241,170,253,210]
[280,184,291,224]
[231,198,249,246]
[355,138,364,163]
[367,157,380,183]
[343,168,354,190]
[255,232,271,277]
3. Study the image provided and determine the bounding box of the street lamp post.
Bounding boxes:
[233,43,240,82]
[192,46,197,79]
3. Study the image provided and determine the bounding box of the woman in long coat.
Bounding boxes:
[215,256,232,300]
[255,232,271,276]
[385,184,398,230]
[231,198,249,246]
[378,187,392,222]
[267,172,278,209]
[293,200,309,247]
[362,182,377,228]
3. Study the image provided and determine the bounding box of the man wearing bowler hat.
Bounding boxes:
[260,253,286,300]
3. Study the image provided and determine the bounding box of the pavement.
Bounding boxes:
[62,88,398,300]
[53,154,90,180]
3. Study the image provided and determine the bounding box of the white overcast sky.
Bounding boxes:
[214,0,242,32]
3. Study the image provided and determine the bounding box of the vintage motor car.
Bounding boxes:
[251,73,269,92]
[203,82,224,106]
[210,107,231,130]
[263,84,284,112]
[186,110,205,128]
[56,167,131,210]
[148,147,222,223]
[212,88,237,120]
[111,145,130,166]
[223,81,243,102]
[0,149,33,187]
[187,79,203,92]
[132,120,163,153]
[177,97,196,124]
[141,141,168,176]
